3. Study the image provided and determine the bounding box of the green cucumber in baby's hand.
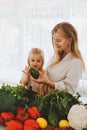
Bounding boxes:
[29,67,39,79]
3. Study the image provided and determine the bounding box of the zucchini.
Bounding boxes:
[29,67,39,79]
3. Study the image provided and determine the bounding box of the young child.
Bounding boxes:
[20,48,48,96]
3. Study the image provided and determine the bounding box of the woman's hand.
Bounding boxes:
[31,71,55,89]
[30,71,48,84]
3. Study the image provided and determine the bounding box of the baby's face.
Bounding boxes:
[29,53,43,70]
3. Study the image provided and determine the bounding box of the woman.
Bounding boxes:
[32,22,85,95]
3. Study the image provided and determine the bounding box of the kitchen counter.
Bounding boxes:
[0,125,5,130]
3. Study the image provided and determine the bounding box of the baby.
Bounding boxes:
[20,48,48,96]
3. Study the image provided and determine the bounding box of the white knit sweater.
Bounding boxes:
[47,53,83,95]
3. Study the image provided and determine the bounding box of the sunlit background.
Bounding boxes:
[0,0,87,96]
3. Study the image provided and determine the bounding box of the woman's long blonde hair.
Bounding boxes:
[50,22,85,69]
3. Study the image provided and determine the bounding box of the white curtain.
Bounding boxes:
[0,0,87,86]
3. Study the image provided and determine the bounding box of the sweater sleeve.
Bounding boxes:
[55,59,83,95]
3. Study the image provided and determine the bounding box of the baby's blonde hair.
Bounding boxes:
[27,48,44,69]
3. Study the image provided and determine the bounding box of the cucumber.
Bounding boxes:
[29,67,39,79]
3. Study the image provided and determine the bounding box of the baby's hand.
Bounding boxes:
[22,65,30,74]
[22,65,30,78]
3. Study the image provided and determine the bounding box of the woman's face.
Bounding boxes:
[29,53,43,70]
[52,31,71,54]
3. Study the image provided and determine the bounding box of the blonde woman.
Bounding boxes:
[32,22,85,95]
[20,48,48,96]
